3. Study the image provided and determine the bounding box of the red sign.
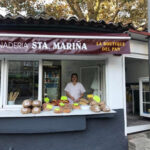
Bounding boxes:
[0,36,130,54]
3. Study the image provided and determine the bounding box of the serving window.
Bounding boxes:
[0,58,111,116]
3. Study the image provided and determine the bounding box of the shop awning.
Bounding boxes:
[0,31,130,54]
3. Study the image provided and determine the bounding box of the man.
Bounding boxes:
[64,73,86,104]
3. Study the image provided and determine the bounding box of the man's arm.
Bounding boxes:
[77,93,84,101]
[66,91,75,101]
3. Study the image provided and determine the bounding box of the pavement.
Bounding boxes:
[128,131,150,150]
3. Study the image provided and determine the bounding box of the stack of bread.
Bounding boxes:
[54,103,72,113]
[89,95,110,113]
[79,98,89,105]
[21,99,42,114]
[42,97,53,111]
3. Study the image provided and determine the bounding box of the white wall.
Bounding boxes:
[106,56,124,109]
[130,40,148,55]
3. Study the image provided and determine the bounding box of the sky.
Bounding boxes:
[0,8,7,16]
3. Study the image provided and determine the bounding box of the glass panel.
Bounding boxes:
[81,67,99,96]
[0,61,1,98]
[143,103,150,114]
[43,61,61,100]
[7,61,39,105]
[142,81,150,103]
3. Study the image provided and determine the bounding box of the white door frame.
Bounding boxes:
[0,59,4,109]
[123,54,149,134]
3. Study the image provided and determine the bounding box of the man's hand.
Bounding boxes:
[71,96,75,101]
[76,98,80,102]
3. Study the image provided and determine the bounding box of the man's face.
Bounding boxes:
[72,75,78,82]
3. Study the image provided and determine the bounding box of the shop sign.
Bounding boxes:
[0,37,130,54]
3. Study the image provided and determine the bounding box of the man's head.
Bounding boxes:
[71,73,78,82]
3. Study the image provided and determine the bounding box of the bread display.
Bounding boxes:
[44,104,53,111]
[22,99,32,108]
[93,95,101,103]
[65,103,72,109]
[21,107,31,114]
[32,100,41,107]
[44,97,50,103]
[20,94,110,115]
[99,101,105,106]
[63,103,72,113]
[90,101,98,106]
[72,103,80,109]
[87,94,94,102]
[100,104,106,110]
[50,100,58,106]
[79,98,89,105]
[42,103,49,110]
[60,96,69,103]
[54,107,63,113]
[63,107,72,113]
[90,105,101,112]
[103,107,110,112]
[58,102,65,108]
[32,107,41,114]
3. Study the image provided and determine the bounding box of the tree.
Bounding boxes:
[0,0,147,31]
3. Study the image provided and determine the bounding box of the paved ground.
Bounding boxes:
[128,131,150,150]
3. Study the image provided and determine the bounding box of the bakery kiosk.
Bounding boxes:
[0,17,130,150]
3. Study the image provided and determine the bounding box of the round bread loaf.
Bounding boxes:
[21,107,31,114]
[32,107,41,114]
[22,99,32,108]
[90,101,97,106]
[90,105,101,112]
[100,104,106,110]
[32,100,41,107]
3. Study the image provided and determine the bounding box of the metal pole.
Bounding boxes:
[148,0,150,31]
[148,1,150,98]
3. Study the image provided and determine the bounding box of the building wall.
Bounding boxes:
[0,109,127,150]
[106,56,124,109]
[130,40,148,55]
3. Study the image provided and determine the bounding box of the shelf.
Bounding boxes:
[44,77,59,79]
[44,83,58,84]
[143,102,150,104]
[0,108,116,118]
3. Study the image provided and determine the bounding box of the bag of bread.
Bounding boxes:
[102,106,110,112]
[21,107,31,114]
[90,105,101,112]
[32,100,41,107]
[22,99,32,108]
[32,107,41,114]
[90,101,97,106]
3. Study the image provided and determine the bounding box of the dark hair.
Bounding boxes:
[71,73,78,81]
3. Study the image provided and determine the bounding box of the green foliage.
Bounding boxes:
[0,0,147,30]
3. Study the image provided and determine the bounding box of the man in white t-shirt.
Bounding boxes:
[64,73,86,104]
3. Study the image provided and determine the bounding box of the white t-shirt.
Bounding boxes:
[64,82,86,103]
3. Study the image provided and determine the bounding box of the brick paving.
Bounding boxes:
[128,131,150,150]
